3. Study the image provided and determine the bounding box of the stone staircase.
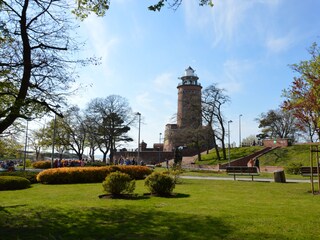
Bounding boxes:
[219,147,277,169]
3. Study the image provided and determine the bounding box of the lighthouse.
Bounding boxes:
[177,66,202,128]
[163,66,203,151]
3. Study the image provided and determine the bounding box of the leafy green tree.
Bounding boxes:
[282,42,320,142]
[0,0,212,134]
[0,137,23,159]
[256,109,298,140]
[74,0,213,15]
[0,1,101,134]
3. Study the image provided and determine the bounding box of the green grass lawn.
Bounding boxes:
[1,179,320,239]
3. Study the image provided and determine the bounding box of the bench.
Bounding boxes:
[226,166,259,181]
[300,167,320,177]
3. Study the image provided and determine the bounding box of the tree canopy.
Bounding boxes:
[0,0,213,136]
[0,0,97,134]
[282,42,320,142]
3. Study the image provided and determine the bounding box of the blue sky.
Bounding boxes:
[68,0,320,149]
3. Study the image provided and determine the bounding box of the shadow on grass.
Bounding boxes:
[0,205,286,240]
[99,193,190,200]
[0,204,27,213]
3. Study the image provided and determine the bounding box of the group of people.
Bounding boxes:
[247,157,260,170]
[114,157,144,166]
[53,159,85,168]
[0,160,16,171]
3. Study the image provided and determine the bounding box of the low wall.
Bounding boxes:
[263,139,289,148]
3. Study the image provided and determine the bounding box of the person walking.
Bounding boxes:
[254,157,260,171]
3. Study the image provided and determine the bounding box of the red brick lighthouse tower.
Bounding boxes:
[163,66,202,151]
[177,66,202,129]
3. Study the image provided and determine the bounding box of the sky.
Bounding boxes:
[64,0,320,150]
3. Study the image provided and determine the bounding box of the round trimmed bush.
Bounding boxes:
[0,176,31,190]
[0,171,38,184]
[144,172,175,196]
[102,171,135,196]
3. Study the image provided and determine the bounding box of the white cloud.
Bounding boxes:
[183,0,283,47]
[266,34,295,53]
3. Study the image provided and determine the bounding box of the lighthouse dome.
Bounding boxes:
[185,66,195,77]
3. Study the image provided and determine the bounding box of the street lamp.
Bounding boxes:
[228,120,233,166]
[239,114,242,148]
[136,112,141,163]
[159,133,162,143]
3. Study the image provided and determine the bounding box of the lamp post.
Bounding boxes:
[239,114,242,148]
[136,112,141,163]
[159,132,162,143]
[228,120,233,166]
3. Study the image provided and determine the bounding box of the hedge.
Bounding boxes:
[0,176,31,190]
[0,171,39,184]
[36,165,153,184]
[32,160,51,169]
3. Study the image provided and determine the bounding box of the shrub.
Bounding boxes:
[163,169,182,184]
[32,160,51,169]
[85,161,107,167]
[145,172,175,196]
[113,165,153,180]
[0,171,38,184]
[102,171,135,196]
[36,166,152,184]
[285,162,303,175]
[0,176,31,190]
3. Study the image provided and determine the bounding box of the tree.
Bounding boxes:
[202,84,230,160]
[85,95,134,163]
[0,0,212,134]
[0,136,23,159]
[282,42,320,142]
[29,127,47,161]
[0,1,101,135]
[74,0,213,14]
[256,109,298,140]
[83,117,99,161]
[59,106,87,160]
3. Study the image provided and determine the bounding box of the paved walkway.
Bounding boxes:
[181,175,311,183]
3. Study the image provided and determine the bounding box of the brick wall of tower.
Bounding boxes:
[177,84,202,128]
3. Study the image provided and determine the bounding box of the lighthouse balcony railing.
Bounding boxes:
[177,82,201,87]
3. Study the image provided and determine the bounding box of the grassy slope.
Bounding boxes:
[259,144,311,166]
[199,144,312,167]
[1,180,320,239]
[198,146,264,165]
